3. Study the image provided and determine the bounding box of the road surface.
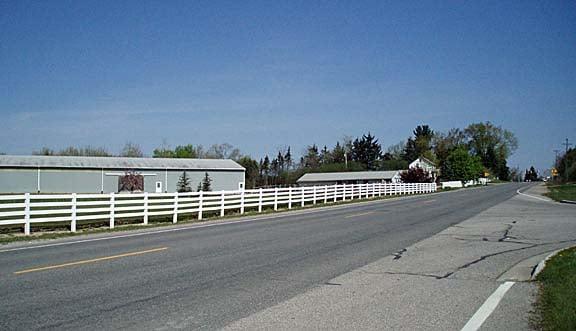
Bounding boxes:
[0,183,527,330]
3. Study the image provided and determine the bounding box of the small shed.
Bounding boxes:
[0,155,245,193]
[296,171,401,186]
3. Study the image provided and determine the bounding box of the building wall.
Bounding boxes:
[0,168,245,193]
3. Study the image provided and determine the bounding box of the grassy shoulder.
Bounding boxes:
[534,246,576,331]
[545,183,576,202]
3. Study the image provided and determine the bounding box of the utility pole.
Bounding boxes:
[562,138,572,154]
[553,149,560,166]
[561,138,572,181]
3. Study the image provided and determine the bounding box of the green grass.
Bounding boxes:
[535,246,576,331]
[545,184,576,202]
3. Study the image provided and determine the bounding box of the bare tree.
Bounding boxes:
[120,142,144,158]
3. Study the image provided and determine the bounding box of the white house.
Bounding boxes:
[409,157,437,180]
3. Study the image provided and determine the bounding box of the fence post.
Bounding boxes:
[143,192,149,225]
[109,192,115,229]
[240,189,245,214]
[334,184,338,202]
[288,187,292,209]
[173,192,179,224]
[198,191,204,220]
[220,191,225,217]
[324,185,328,204]
[313,186,317,205]
[301,187,305,207]
[343,184,347,200]
[71,193,77,233]
[24,193,31,235]
[258,188,263,213]
[274,187,278,211]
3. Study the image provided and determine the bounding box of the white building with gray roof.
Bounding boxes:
[296,171,401,186]
[0,155,245,193]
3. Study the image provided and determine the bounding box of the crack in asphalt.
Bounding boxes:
[392,248,407,260]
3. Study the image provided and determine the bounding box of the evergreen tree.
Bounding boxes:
[277,151,285,172]
[284,147,292,170]
[262,155,270,185]
[351,133,382,170]
[404,125,434,162]
[332,142,346,164]
[201,172,212,191]
[177,171,192,192]
[319,145,332,165]
[303,144,320,169]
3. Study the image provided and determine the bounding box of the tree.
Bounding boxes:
[174,144,199,158]
[153,147,175,158]
[524,166,538,182]
[441,148,483,183]
[284,147,292,170]
[33,147,55,155]
[464,122,517,178]
[118,171,144,192]
[177,171,192,192]
[351,133,382,170]
[120,142,144,157]
[33,146,111,157]
[205,143,242,160]
[332,142,346,164]
[404,125,434,162]
[400,167,433,183]
[557,148,576,183]
[302,145,320,169]
[433,128,465,168]
[380,159,409,171]
[200,172,212,191]
[237,156,259,189]
[319,145,332,165]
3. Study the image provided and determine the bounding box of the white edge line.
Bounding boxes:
[516,189,551,202]
[461,281,515,331]
[0,193,434,253]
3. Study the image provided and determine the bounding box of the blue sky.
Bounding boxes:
[1,0,575,170]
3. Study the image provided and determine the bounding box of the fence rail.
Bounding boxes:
[0,183,436,235]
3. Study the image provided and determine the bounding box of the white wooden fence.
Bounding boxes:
[0,183,436,235]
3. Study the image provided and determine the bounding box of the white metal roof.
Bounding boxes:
[0,155,245,171]
[297,171,400,183]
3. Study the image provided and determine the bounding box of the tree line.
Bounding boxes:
[26,121,518,187]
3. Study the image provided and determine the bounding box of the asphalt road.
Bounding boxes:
[0,183,525,330]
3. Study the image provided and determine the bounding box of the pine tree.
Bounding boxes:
[177,171,192,192]
[201,172,212,191]
[262,156,270,186]
[332,142,346,163]
[351,133,382,170]
[284,147,292,170]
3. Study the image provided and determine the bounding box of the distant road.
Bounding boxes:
[0,183,525,330]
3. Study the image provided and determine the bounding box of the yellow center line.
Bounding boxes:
[344,211,374,218]
[421,199,437,204]
[14,247,168,275]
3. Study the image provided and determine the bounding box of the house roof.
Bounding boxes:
[410,157,436,168]
[0,155,245,171]
[297,171,400,183]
